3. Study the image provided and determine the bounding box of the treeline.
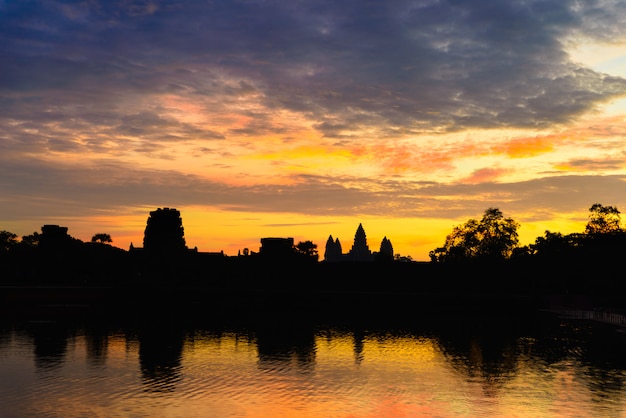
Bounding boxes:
[1,204,625,306]
[429,204,623,263]
[0,225,131,286]
[427,204,626,305]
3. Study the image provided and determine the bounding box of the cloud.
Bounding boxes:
[113,111,225,142]
[461,168,511,184]
[555,155,626,172]
[1,155,624,224]
[2,0,626,144]
[2,0,626,237]
[494,136,557,158]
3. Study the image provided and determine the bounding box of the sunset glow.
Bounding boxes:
[2,1,626,259]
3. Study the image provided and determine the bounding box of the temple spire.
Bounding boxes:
[324,234,343,262]
[348,223,372,261]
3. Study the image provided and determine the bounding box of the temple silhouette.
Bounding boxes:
[324,223,394,262]
[5,205,626,312]
[32,215,396,266]
[143,208,187,254]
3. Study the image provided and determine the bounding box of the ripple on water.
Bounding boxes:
[2,320,626,417]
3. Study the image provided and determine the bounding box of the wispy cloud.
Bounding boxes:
[461,168,511,184]
[555,155,626,172]
[1,155,624,221]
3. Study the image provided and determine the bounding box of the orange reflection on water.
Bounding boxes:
[3,326,626,417]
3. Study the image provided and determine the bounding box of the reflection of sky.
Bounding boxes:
[2,1,626,259]
[0,329,624,417]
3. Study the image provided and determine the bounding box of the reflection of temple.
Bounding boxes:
[353,329,365,366]
[138,326,185,392]
[30,323,69,371]
[324,224,393,262]
[256,324,316,373]
[85,325,109,368]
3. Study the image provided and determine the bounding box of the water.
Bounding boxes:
[1,307,625,417]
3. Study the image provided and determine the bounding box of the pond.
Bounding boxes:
[1,302,625,417]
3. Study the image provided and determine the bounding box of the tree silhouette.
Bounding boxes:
[394,254,414,262]
[20,232,40,248]
[0,231,18,252]
[295,240,318,261]
[585,203,621,235]
[527,230,575,257]
[91,233,112,244]
[430,208,519,262]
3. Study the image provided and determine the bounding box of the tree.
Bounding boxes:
[0,231,18,252]
[430,208,520,263]
[20,232,40,248]
[295,240,318,261]
[91,233,112,244]
[585,203,621,235]
[394,254,414,262]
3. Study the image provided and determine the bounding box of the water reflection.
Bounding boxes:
[256,320,317,373]
[353,328,365,366]
[0,312,625,417]
[84,323,108,368]
[29,322,69,371]
[138,324,185,392]
[436,317,520,398]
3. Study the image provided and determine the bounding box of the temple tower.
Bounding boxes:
[143,208,187,254]
[379,236,394,261]
[324,235,343,262]
[347,223,372,261]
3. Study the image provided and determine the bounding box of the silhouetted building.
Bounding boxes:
[325,225,386,262]
[334,237,342,255]
[143,208,187,254]
[260,237,294,258]
[39,225,71,249]
[347,223,372,262]
[379,236,394,260]
[324,235,343,262]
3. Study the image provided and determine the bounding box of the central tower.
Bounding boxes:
[347,223,372,261]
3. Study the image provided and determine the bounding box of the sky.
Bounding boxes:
[2,0,626,260]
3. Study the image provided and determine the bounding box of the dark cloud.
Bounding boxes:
[560,155,626,171]
[2,0,626,140]
[113,111,224,141]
